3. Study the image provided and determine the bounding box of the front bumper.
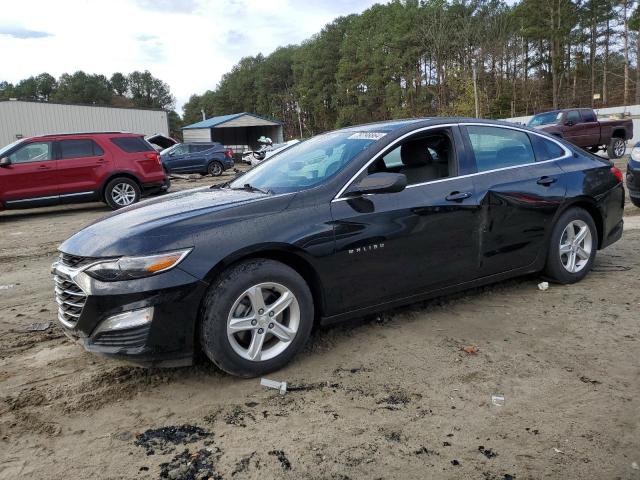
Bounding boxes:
[51,257,208,367]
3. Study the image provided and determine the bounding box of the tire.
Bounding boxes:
[607,137,626,159]
[544,207,598,284]
[104,177,141,209]
[208,161,223,177]
[631,196,640,208]
[200,259,314,377]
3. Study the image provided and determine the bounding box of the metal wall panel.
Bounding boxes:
[0,101,169,146]
[182,128,212,142]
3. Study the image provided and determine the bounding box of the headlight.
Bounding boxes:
[85,249,192,281]
[631,145,640,161]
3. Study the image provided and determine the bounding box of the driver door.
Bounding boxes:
[0,140,59,208]
[327,126,481,315]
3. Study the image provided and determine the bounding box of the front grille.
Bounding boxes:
[54,274,87,328]
[91,325,150,348]
[60,252,97,269]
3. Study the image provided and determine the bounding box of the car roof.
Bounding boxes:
[26,132,143,140]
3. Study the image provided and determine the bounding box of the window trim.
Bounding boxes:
[332,122,571,202]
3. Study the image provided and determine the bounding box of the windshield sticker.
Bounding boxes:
[348,132,387,140]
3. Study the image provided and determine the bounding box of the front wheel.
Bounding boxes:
[104,177,141,209]
[544,207,597,284]
[200,259,314,377]
[208,161,223,177]
[607,137,626,159]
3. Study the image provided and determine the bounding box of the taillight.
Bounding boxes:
[611,166,623,183]
[225,149,233,159]
[145,152,161,165]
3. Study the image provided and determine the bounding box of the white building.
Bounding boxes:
[0,99,169,147]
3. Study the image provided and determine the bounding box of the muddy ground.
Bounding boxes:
[0,162,639,480]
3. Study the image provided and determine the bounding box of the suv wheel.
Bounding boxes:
[607,137,626,159]
[544,207,597,284]
[208,161,223,177]
[104,177,141,209]
[200,259,314,377]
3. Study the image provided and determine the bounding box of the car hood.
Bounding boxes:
[59,187,288,258]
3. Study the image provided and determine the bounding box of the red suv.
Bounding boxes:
[0,132,168,210]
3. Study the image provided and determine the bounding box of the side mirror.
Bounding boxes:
[347,172,407,196]
[0,157,11,167]
[564,121,574,126]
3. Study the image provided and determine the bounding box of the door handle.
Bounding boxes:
[445,191,472,202]
[537,176,557,186]
[37,165,51,170]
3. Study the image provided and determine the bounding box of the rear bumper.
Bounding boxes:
[627,159,640,196]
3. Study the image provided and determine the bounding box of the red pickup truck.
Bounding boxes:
[527,108,633,158]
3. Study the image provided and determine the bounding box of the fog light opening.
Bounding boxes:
[94,307,154,335]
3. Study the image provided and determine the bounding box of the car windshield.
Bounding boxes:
[0,139,24,157]
[229,131,382,194]
[528,112,561,127]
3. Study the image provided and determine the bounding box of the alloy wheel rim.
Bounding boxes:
[226,282,300,362]
[210,163,222,175]
[559,219,592,273]
[614,139,625,157]
[112,183,136,206]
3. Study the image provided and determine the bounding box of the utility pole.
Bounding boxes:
[201,109,206,121]
[473,62,480,118]
[296,102,303,139]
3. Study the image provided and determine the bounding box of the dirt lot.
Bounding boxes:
[1,163,639,480]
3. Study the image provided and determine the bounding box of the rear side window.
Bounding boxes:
[110,137,153,153]
[566,110,581,124]
[59,139,104,159]
[466,126,535,172]
[530,135,566,161]
[581,110,597,122]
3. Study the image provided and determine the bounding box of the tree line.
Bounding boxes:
[0,70,183,137]
[183,0,640,140]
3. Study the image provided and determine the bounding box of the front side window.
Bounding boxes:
[59,139,103,159]
[369,129,454,185]
[527,112,561,127]
[229,131,381,194]
[8,141,54,164]
[466,126,535,172]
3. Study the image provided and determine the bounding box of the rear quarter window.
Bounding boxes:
[110,137,154,153]
[530,135,566,161]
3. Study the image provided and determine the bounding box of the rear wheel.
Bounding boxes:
[544,207,597,284]
[607,137,626,159]
[200,259,314,377]
[104,177,141,209]
[208,161,223,176]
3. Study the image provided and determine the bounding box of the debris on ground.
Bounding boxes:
[260,378,287,395]
[461,344,479,354]
[491,394,505,407]
[224,406,255,427]
[134,425,211,455]
[159,448,222,480]
[25,322,50,332]
[631,461,639,470]
[269,450,292,470]
[414,446,438,455]
[579,376,601,385]
[451,459,461,466]
[553,447,564,454]
[478,446,498,458]
[231,452,256,476]
[287,381,340,392]
[0,284,15,290]
[537,281,549,291]
[112,431,132,441]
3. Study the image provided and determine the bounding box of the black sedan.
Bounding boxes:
[627,142,640,207]
[52,118,625,377]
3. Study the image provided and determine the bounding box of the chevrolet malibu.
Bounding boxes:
[52,118,625,377]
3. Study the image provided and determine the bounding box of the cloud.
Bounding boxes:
[135,0,199,13]
[0,26,51,39]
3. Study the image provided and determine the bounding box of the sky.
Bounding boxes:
[0,0,381,112]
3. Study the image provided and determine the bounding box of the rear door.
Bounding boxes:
[186,144,212,171]
[55,138,110,200]
[462,124,567,277]
[0,140,59,208]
